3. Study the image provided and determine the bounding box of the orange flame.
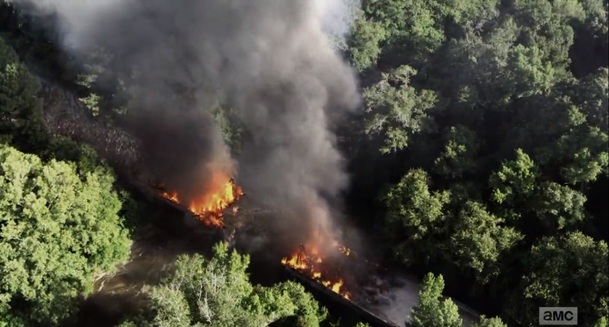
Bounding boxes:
[281,242,352,300]
[160,171,243,227]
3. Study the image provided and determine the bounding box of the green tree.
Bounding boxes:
[410,273,462,327]
[41,136,108,175]
[363,65,438,154]
[512,0,585,70]
[446,0,500,28]
[556,124,609,184]
[533,181,587,230]
[0,37,46,152]
[362,0,499,67]
[502,94,608,185]
[471,315,507,327]
[211,103,243,156]
[508,232,609,325]
[572,0,609,76]
[449,201,523,284]
[505,44,557,97]
[570,68,608,132]
[580,0,608,37]
[433,126,480,179]
[382,169,450,266]
[348,12,387,72]
[595,316,608,327]
[136,242,327,327]
[489,148,539,207]
[0,145,131,325]
[147,284,191,327]
[436,18,521,104]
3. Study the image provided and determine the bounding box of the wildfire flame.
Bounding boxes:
[158,172,353,301]
[160,171,243,227]
[281,242,352,300]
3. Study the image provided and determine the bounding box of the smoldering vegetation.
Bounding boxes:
[10,0,361,251]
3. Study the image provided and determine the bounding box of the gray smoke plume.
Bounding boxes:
[12,0,360,249]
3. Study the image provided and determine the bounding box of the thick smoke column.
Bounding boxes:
[13,0,360,248]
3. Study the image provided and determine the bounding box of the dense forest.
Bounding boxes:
[1,0,608,327]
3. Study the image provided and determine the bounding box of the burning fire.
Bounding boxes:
[281,242,352,300]
[158,172,354,301]
[160,171,243,227]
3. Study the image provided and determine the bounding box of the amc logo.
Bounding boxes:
[539,307,578,325]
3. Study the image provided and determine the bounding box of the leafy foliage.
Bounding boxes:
[471,315,508,327]
[349,11,387,72]
[0,145,131,325]
[509,232,608,325]
[212,103,243,156]
[433,126,479,179]
[382,169,450,265]
[347,0,609,325]
[449,201,523,284]
[489,149,538,206]
[410,273,462,327]
[0,37,46,152]
[363,65,438,154]
[130,242,327,327]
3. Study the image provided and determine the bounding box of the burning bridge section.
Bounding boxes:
[153,172,244,228]
[148,175,403,327]
[154,173,357,301]
[280,232,403,327]
[281,234,354,300]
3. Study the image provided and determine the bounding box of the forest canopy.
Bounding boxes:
[344,0,608,325]
[0,145,131,326]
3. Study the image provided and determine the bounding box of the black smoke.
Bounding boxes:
[11,0,360,249]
